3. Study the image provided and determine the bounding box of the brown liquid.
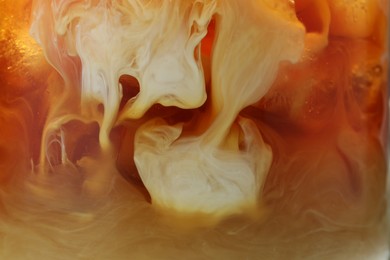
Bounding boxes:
[0,0,388,259]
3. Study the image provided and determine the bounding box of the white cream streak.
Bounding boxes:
[31,0,214,151]
[30,0,304,216]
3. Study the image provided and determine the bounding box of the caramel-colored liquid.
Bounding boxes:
[0,0,388,259]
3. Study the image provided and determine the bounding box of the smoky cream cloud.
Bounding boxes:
[30,0,305,216]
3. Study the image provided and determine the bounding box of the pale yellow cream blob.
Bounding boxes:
[134,0,305,215]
